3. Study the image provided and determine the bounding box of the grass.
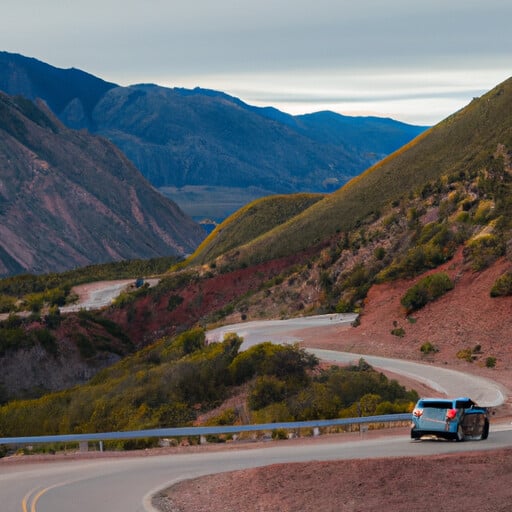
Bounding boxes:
[186,76,512,269]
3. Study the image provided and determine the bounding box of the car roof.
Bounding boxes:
[418,397,472,402]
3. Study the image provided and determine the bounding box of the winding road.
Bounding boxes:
[1,312,509,511]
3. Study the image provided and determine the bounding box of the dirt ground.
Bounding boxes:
[157,446,512,512]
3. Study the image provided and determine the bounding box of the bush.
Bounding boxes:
[248,376,286,410]
[464,234,505,271]
[490,271,512,297]
[485,356,497,368]
[456,348,474,362]
[420,342,438,354]
[33,328,58,356]
[401,272,454,313]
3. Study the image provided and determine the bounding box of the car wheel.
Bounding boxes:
[482,420,489,440]
[456,425,464,442]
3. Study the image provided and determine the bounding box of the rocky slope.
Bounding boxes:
[0,92,205,277]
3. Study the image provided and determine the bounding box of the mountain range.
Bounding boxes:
[0,51,426,220]
[0,92,205,276]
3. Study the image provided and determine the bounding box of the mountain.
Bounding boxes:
[0,51,117,130]
[0,92,205,277]
[0,51,427,220]
[192,76,512,268]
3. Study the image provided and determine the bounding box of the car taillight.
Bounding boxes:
[446,408,457,420]
[413,408,423,417]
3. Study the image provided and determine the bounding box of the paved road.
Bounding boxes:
[60,279,160,312]
[3,427,512,512]
[206,313,359,348]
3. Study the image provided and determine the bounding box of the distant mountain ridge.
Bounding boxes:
[0,51,427,219]
[0,91,205,277]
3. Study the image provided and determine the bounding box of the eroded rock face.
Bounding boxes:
[0,92,205,277]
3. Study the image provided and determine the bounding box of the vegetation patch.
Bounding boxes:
[464,234,505,271]
[401,272,454,314]
[0,330,417,440]
[490,271,512,297]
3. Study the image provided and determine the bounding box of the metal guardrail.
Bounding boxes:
[0,413,411,445]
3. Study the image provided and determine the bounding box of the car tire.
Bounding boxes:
[482,420,489,440]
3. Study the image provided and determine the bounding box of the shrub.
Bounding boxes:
[374,246,386,261]
[391,327,405,337]
[490,271,512,297]
[0,295,16,314]
[401,272,454,313]
[485,356,497,368]
[456,348,474,362]
[167,294,184,311]
[33,328,58,356]
[248,376,286,410]
[420,342,438,354]
[464,234,505,271]
[271,428,288,440]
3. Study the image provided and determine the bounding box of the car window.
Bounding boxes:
[455,399,474,409]
[419,401,451,409]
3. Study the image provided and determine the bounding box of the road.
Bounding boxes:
[207,314,506,407]
[3,427,512,512]
[1,313,508,511]
[60,278,160,313]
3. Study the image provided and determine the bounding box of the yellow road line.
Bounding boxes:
[21,481,69,512]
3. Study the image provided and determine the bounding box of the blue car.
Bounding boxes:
[411,397,490,441]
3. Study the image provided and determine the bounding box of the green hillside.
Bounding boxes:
[202,77,512,268]
[187,193,324,265]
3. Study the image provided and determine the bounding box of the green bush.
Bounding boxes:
[401,272,454,313]
[490,271,512,297]
[34,328,58,356]
[485,356,497,368]
[420,341,438,354]
[248,376,286,410]
[0,294,16,314]
[391,327,405,337]
[464,234,505,271]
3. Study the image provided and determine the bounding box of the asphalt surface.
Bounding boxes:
[4,427,512,512]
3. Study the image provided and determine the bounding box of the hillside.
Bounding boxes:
[188,193,324,265]
[0,92,205,277]
[0,51,426,221]
[194,76,512,267]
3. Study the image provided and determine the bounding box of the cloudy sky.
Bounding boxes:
[2,0,510,125]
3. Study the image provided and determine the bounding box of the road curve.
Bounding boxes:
[207,314,507,407]
[3,428,512,512]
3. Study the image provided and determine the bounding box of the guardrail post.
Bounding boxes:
[313,427,320,437]
[200,435,208,445]
[79,441,88,452]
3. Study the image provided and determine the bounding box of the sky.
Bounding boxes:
[1,0,511,125]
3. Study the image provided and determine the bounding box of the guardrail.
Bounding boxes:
[0,413,411,446]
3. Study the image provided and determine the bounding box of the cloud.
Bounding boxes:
[0,0,510,124]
